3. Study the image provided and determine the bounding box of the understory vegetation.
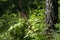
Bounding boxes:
[0,0,60,40]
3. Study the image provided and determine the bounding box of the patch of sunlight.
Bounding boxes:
[12,13,16,17]
[12,4,15,8]
[58,1,60,3]
[8,26,14,31]
[8,23,21,31]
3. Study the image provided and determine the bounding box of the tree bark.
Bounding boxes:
[19,0,27,19]
[53,0,58,24]
[45,0,58,39]
[45,0,58,30]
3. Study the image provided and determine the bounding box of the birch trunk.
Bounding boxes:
[45,0,58,30]
[46,0,58,40]
[45,0,58,39]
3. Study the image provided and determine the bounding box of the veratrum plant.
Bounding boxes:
[24,9,47,40]
[28,9,46,31]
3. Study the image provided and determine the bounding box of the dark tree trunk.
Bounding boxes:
[45,0,58,30]
[53,0,58,24]
[45,0,58,39]
[19,0,27,19]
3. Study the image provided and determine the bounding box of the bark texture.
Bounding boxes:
[45,0,58,39]
[45,0,58,30]
[19,0,27,19]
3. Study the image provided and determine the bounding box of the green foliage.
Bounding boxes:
[28,9,46,31]
[0,0,60,40]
